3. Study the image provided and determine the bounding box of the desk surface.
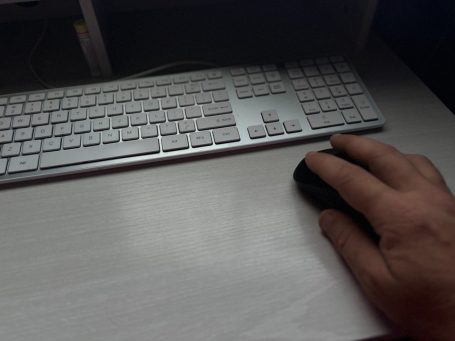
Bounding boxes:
[1,37,454,341]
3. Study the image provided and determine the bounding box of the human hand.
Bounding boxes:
[305,134,455,340]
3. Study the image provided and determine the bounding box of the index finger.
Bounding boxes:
[305,150,395,222]
[330,134,426,191]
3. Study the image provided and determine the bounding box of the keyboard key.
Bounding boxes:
[336,97,354,109]
[0,130,13,144]
[2,142,21,157]
[324,74,341,86]
[195,92,212,104]
[24,101,42,114]
[202,79,225,91]
[34,125,53,139]
[213,127,240,144]
[297,90,314,102]
[63,135,81,149]
[261,110,279,123]
[319,99,337,112]
[83,132,101,146]
[74,120,91,134]
[196,114,236,130]
[307,112,345,129]
[43,137,61,152]
[253,85,269,96]
[319,64,335,74]
[61,97,78,110]
[93,118,110,131]
[302,101,320,114]
[14,127,33,141]
[151,87,167,98]
[130,112,148,126]
[248,125,266,139]
[283,120,302,133]
[185,106,202,119]
[0,117,11,130]
[140,125,158,138]
[80,95,97,107]
[85,86,101,94]
[233,76,249,87]
[230,67,246,76]
[160,122,177,136]
[249,73,266,85]
[341,108,362,123]
[28,93,46,101]
[212,90,229,102]
[330,85,348,97]
[116,92,132,103]
[202,103,232,116]
[6,104,23,116]
[287,68,304,79]
[190,131,213,147]
[69,109,87,122]
[340,72,356,83]
[122,127,140,141]
[124,102,142,114]
[8,155,39,173]
[265,71,281,82]
[352,95,378,121]
[167,108,184,121]
[106,104,124,116]
[47,90,64,99]
[346,83,363,95]
[265,122,284,136]
[0,159,6,175]
[161,97,177,110]
[12,115,30,128]
[88,106,106,119]
[42,100,60,112]
[148,111,166,124]
[40,139,160,169]
[66,88,83,97]
[236,87,253,99]
[102,130,120,144]
[54,123,72,136]
[178,95,195,107]
[22,140,41,155]
[178,120,196,133]
[143,99,160,111]
[313,87,331,100]
[334,62,350,73]
[269,82,286,94]
[292,78,309,90]
[308,77,325,88]
[51,111,69,124]
[32,112,49,127]
[162,134,189,152]
[133,89,149,100]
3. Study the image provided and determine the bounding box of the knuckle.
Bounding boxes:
[332,226,354,254]
[333,163,357,191]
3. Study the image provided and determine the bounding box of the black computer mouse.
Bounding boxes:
[293,148,380,241]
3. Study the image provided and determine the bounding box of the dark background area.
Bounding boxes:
[373,0,455,114]
[0,0,454,115]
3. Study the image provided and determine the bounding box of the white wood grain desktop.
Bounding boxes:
[1,37,454,341]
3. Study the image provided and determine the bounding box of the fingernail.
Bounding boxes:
[319,211,335,232]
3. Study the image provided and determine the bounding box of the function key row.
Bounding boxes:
[0,72,225,105]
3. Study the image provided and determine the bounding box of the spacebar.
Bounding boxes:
[40,139,160,169]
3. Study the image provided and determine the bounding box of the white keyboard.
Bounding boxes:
[0,56,384,185]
